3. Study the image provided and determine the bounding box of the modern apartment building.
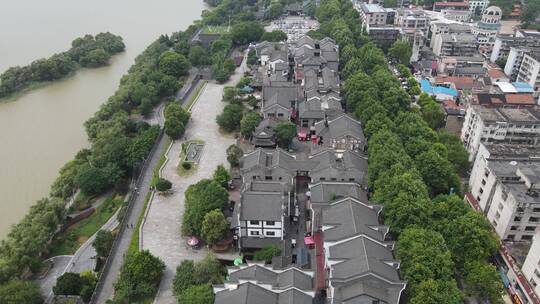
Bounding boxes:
[517,52,540,99]
[522,230,540,293]
[461,105,540,160]
[432,33,478,57]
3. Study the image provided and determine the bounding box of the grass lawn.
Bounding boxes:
[50,195,124,256]
[151,136,172,187]
[202,25,230,35]
[186,80,207,111]
[127,192,152,255]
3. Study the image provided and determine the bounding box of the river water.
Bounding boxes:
[0,0,205,239]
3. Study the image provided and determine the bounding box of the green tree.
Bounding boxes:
[266,2,284,19]
[422,101,445,130]
[410,279,463,304]
[113,250,165,301]
[274,122,297,148]
[182,180,229,236]
[438,131,470,175]
[0,280,43,304]
[53,272,84,296]
[159,51,191,77]
[80,48,111,67]
[415,148,461,196]
[384,192,432,235]
[444,211,499,267]
[226,144,243,167]
[260,30,288,42]
[194,253,226,284]
[463,261,504,304]
[388,40,412,65]
[223,86,240,102]
[155,178,173,192]
[231,21,264,45]
[173,260,196,299]
[395,228,455,291]
[189,45,210,66]
[165,118,186,140]
[79,271,98,302]
[216,104,244,132]
[383,0,398,7]
[253,245,281,263]
[213,165,230,188]
[179,284,215,304]
[247,49,258,66]
[201,209,228,245]
[93,230,114,258]
[240,112,262,138]
[75,164,113,196]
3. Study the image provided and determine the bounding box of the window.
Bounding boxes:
[514,216,522,222]
[265,176,272,181]
[250,231,260,236]
[277,113,284,118]
[495,211,501,219]
[477,196,481,202]
[250,220,260,225]
[523,235,533,240]
[534,208,540,212]
[266,231,276,236]
[508,234,515,240]
[320,177,326,181]
[331,178,337,181]
[492,220,498,227]
[498,203,504,210]
[525,226,536,231]
[531,278,538,288]
[511,226,519,231]
[484,169,490,178]
[268,113,275,117]
[531,217,540,222]
[349,178,355,182]
[266,221,275,226]
[482,179,486,186]
[480,188,484,194]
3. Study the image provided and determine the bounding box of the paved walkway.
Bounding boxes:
[94,135,169,303]
[141,57,245,304]
[35,195,119,303]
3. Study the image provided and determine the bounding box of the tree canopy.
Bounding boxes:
[182,179,229,236]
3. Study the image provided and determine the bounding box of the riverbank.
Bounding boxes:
[0,0,205,241]
[0,32,125,100]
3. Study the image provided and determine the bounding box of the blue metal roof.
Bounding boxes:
[512,82,534,93]
[420,79,458,97]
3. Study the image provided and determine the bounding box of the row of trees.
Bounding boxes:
[53,271,97,302]
[181,166,230,244]
[172,253,225,304]
[315,0,503,303]
[112,250,165,303]
[0,32,125,98]
[0,24,201,293]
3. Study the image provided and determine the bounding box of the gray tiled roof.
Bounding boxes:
[240,148,296,175]
[321,197,386,242]
[309,182,368,204]
[214,282,314,304]
[263,86,298,110]
[228,264,313,291]
[240,191,286,221]
[309,150,368,182]
[314,114,365,143]
[328,235,405,304]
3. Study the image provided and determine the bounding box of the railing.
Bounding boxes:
[88,129,164,304]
